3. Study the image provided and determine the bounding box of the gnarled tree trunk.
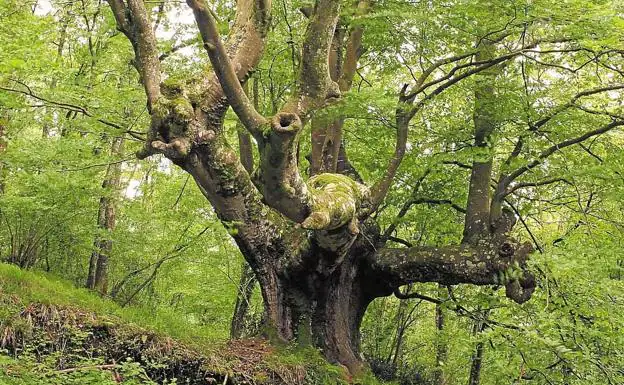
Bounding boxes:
[106,0,538,375]
[434,286,448,385]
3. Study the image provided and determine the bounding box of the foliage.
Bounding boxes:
[1,0,623,384]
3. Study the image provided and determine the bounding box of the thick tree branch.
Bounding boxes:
[107,0,130,32]
[131,0,272,160]
[251,0,372,238]
[187,0,267,135]
[107,0,162,109]
[312,0,369,176]
[337,0,368,92]
[281,0,341,118]
[238,82,257,174]
[372,240,535,304]
[190,0,271,125]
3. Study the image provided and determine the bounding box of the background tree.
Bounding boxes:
[86,136,125,293]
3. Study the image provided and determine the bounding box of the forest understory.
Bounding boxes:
[0,263,360,385]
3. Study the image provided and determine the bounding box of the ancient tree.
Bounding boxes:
[106,0,623,373]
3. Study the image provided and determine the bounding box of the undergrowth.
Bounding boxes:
[0,263,389,385]
[0,262,224,349]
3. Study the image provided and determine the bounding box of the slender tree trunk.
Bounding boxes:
[463,43,497,244]
[86,137,124,294]
[467,320,486,385]
[0,118,6,195]
[434,285,448,385]
[230,263,256,338]
[57,10,70,57]
[387,284,418,369]
[310,3,366,177]
[390,295,409,367]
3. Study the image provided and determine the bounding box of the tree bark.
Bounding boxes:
[231,80,258,339]
[86,137,124,294]
[249,234,377,374]
[463,43,498,244]
[310,1,367,177]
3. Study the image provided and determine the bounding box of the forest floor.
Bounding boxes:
[0,263,363,385]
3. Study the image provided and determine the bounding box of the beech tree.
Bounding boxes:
[102,0,623,374]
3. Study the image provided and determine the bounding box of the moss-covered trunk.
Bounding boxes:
[250,238,378,375]
[105,0,537,377]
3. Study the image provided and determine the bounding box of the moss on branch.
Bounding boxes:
[302,173,369,232]
[372,240,535,303]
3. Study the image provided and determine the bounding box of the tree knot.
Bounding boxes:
[195,130,216,145]
[271,113,302,134]
[505,272,536,304]
[325,81,341,102]
[498,242,514,258]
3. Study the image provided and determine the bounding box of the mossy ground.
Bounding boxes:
[0,263,386,385]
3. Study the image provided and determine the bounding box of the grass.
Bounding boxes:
[0,262,389,384]
[0,262,225,354]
